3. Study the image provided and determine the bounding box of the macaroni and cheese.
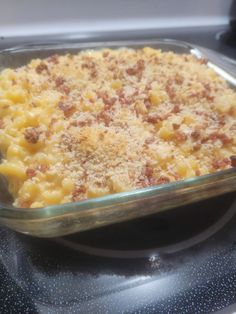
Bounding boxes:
[0,47,236,208]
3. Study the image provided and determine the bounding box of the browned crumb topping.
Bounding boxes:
[26,168,37,178]
[0,47,236,208]
[230,155,236,167]
[35,62,48,74]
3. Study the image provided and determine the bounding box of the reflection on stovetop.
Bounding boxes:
[0,193,236,313]
[57,194,236,258]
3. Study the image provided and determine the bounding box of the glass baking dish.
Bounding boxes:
[0,39,236,238]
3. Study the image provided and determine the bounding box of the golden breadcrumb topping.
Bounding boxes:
[0,47,236,208]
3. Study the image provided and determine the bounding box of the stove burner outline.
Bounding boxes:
[55,198,236,259]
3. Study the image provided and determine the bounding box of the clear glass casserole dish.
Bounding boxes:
[0,38,236,238]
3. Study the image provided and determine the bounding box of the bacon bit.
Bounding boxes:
[144,83,152,92]
[219,134,232,145]
[24,127,40,144]
[70,120,83,127]
[145,113,161,124]
[99,133,105,140]
[36,62,48,74]
[201,137,208,144]
[183,56,188,62]
[191,89,213,101]
[126,59,145,77]
[202,89,214,102]
[171,172,181,180]
[138,177,150,188]
[55,77,70,95]
[133,89,139,97]
[175,131,187,142]
[49,118,57,126]
[11,79,16,85]
[200,58,208,65]
[137,59,144,66]
[106,97,116,107]
[212,160,219,169]
[95,181,103,188]
[119,96,133,106]
[26,168,36,178]
[147,177,157,186]
[103,103,112,112]
[0,120,4,129]
[137,59,145,70]
[172,104,180,113]
[55,77,65,87]
[229,107,235,116]
[191,130,200,140]
[116,89,125,99]
[58,101,75,117]
[145,165,153,179]
[153,56,159,63]
[97,111,111,126]
[61,85,71,95]
[97,91,108,100]
[221,158,230,166]
[212,158,230,170]
[212,133,232,145]
[230,155,236,167]
[126,68,137,76]
[143,176,170,186]
[175,74,183,85]
[144,100,151,110]
[166,83,176,100]
[140,164,171,187]
[193,143,201,151]
[72,186,86,201]
[195,169,201,176]
[48,54,59,64]
[37,164,49,173]
[189,92,199,98]
[103,51,109,58]
[203,132,232,145]
[172,123,180,130]
[90,69,97,78]
[98,92,116,107]
[81,63,89,69]
[156,176,170,184]
[108,65,115,72]
[82,170,88,180]
[204,83,211,91]
[145,137,155,145]
[70,119,92,127]
[218,116,226,126]
[81,61,96,70]
[120,98,127,105]
[138,166,152,187]
[19,200,31,208]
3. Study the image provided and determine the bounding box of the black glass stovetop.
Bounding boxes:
[0,25,236,314]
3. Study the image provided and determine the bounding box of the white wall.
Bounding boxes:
[0,0,232,37]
